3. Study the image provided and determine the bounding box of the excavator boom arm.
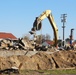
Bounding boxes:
[37,10,58,47]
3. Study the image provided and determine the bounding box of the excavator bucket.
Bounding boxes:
[33,17,42,30]
[29,17,42,35]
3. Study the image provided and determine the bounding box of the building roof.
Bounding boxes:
[42,40,54,46]
[0,32,17,40]
[46,40,54,45]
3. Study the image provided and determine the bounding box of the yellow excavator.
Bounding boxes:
[30,10,58,47]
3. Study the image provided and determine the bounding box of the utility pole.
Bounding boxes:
[61,14,67,47]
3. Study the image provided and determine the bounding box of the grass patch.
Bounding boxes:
[1,69,76,75]
[20,69,76,75]
[38,69,76,74]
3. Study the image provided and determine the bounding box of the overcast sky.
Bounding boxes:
[0,0,76,40]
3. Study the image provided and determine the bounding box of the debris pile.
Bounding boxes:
[0,38,32,50]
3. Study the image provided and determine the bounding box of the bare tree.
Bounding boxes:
[23,33,30,40]
[36,35,42,44]
[34,34,51,44]
[45,34,51,40]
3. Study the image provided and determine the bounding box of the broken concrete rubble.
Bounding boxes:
[0,38,49,51]
[0,38,31,50]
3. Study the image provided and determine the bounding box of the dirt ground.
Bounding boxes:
[0,49,76,75]
[0,49,75,70]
